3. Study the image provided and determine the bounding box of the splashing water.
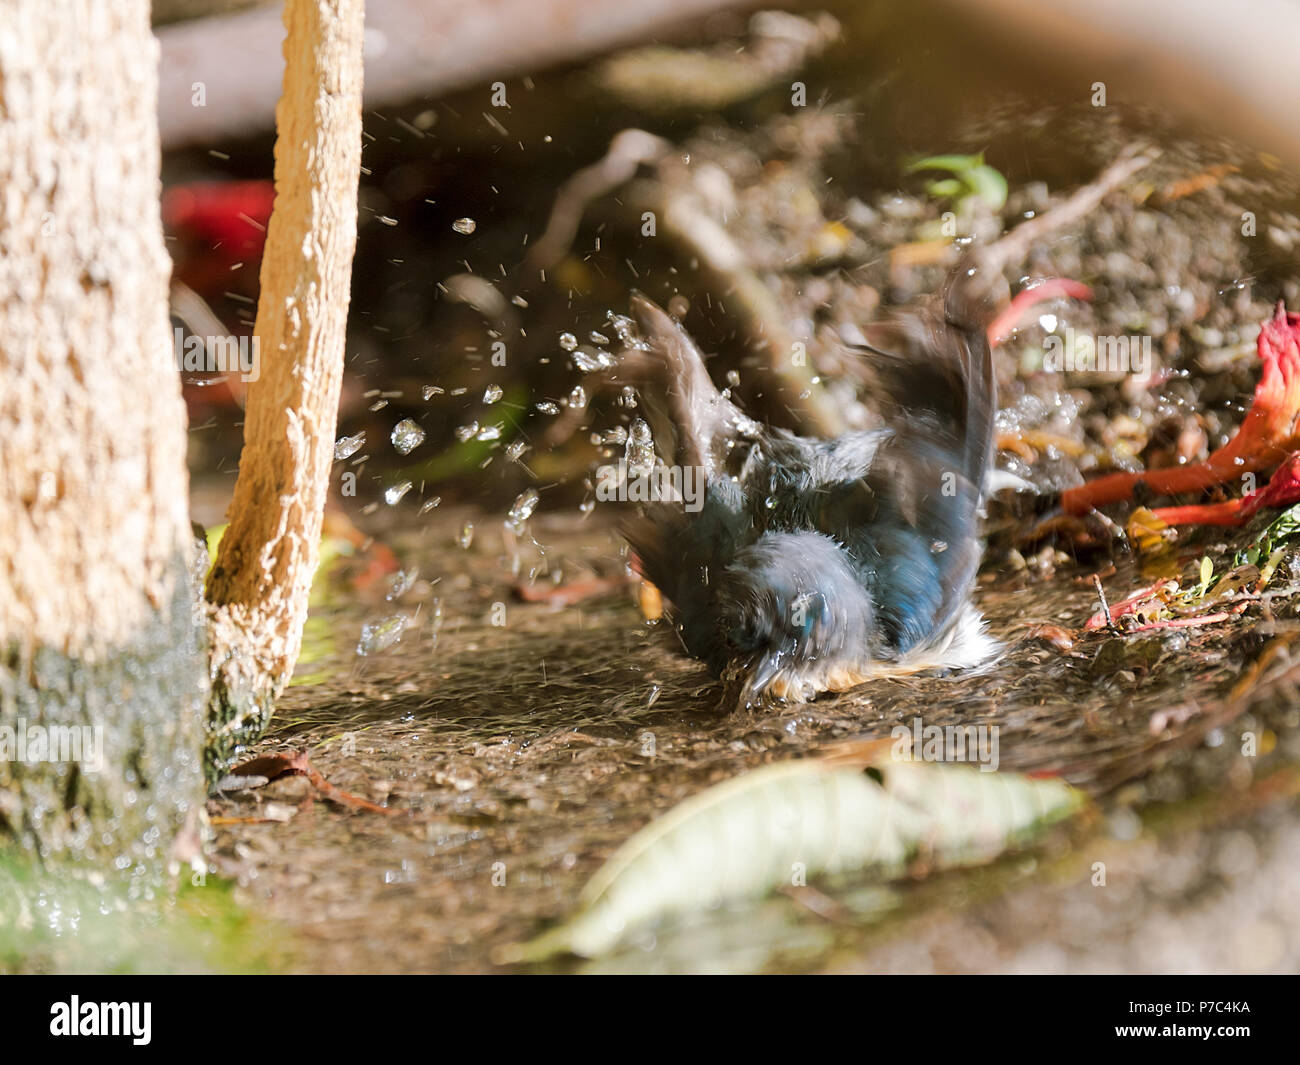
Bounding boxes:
[334,432,365,461]
[626,418,655,476]
[391,419,426,455]
[357,614,408,656]
[607,311,640,347]
[506,488,540,534]
[386,568,419,600]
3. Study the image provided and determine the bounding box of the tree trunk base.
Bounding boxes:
[0,550,206,885]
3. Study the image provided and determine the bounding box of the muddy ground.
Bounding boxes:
[182,3,1300,973]
[191,500,1300,974]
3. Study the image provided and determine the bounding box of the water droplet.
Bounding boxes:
[390,418,425,455]
[357,614,407,655]
[506,488,540,532]
[483,383,504,404]
[589,331,610,345]
[603,426,628,445]
[567,384,587,409]
[457,522,475,549]
[608,312,637,345]
[535,401,560,415]
[334,432,365,461]
[559,332,578,351]
[385,481,413,505]
[452,217,477,235]
[419,497,441,514]
[422,384,444,400]
[455,422,479,442]
[625,418,655,475]
[477,424,501,441]
[573,350,603,373]
[386,568,418,600]
[506,441,528,461]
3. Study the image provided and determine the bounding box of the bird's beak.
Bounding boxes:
[722,651,786,710]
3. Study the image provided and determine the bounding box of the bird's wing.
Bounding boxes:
[620,293,762,478]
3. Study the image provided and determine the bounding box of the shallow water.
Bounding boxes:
[198,502,1300,973]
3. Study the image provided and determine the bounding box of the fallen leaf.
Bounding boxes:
[499,758,1082,962]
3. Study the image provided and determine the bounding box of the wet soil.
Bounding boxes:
[201,502,1300,973]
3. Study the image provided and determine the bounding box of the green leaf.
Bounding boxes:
[964,163,1009,210]
[1234,501,1300,568]
[925,177,965,199]
[1198,555,1214,597]
[905,152,984,175]
[501,758,1083,962]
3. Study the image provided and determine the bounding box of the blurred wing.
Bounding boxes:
[623,294,762,477]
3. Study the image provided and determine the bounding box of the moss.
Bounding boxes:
[0,549,206,890]
[0,855,288,973]
[204,671,276,784]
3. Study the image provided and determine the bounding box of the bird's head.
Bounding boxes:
[711,531,874,707]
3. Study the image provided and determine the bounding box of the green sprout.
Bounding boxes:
[906,151,1008,213]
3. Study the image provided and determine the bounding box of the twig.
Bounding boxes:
[524,129,672,275]
[1092,573,1113,629]
[974,144,1159,278]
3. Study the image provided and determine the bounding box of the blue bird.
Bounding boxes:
[617,260,1003,707]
